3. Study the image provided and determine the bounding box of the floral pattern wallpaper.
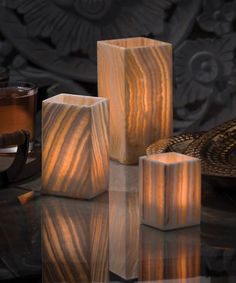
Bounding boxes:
[0,0,236,133]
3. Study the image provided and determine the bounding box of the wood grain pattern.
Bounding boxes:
[98,37,173,165]
[140,225,201,281]
[140,152,201,230]
[109,191,139,280]
[42,93,109,199]
[42,196,109,283]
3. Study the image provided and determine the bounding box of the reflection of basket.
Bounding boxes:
[147,119,236,178]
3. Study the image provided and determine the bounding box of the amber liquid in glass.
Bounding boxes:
[0,86,36,151]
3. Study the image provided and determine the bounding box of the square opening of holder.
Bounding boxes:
[98,37,171,49]
[43,93,106,107]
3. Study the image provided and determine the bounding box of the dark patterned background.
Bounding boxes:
[0,2,236,281]
[0,0,236,134]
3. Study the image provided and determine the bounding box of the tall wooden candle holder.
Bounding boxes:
[98,37,173,165]
[42,94,109,199]
[140,153,201,230]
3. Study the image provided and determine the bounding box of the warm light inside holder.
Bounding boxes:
[139,152,201,230]
[42,93,109,199]
[98,37,173,165]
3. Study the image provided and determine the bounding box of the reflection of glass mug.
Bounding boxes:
[0,82,37,153]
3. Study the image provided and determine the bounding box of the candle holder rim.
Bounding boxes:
[0,81,38,91]
[43,93,109,108]
[97,37,172,50]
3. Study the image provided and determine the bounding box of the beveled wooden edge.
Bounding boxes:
[43,93,108,108]
[97,37,172,50]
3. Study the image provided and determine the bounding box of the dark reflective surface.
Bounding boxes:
[0,161,236,282]
[0,188,41,282]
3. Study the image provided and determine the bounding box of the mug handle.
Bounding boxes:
[0,130,30,186]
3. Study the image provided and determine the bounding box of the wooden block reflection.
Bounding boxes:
[109,191,139,280]
[109,161,139,192]
[98,37,173,164]
[42,196,109,283]
[140,225,201,282]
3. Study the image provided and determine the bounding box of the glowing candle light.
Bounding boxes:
[98,37,173,165]
[140,152,201,230]
[42,93,109,199]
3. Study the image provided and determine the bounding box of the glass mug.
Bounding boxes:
[0,82,37,153]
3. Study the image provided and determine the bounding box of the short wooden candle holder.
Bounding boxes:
[98,37,173,165]
[42,93,109,199]
[139,153,201,230]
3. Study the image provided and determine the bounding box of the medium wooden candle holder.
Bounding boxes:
[98,37,173,165]
[42,94,109,199]
[140,152,201,230]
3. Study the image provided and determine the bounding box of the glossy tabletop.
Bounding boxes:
[0,161,236,282]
